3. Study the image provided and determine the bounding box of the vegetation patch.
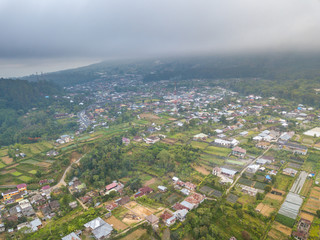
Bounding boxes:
[254,181,267,190]
[11,171,22,176]
[275,214,295,228]
[28,170,37,174]
[0,161,6,169]
[18,175,33,182]
[190,141,208,150]
[238,178,254,186]
[204,146,231,157]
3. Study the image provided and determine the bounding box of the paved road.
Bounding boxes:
[52,155,85,190]
[226,145,273,195]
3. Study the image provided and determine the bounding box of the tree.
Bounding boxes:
[264,185,272,193]
[316,210,320,218]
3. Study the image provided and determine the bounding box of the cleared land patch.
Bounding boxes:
[105,216,128,231]
[120,229,146,240]
[255,203,275,217]
[193,164,210,175]
[2,156,13,165]
[204,146,231,157]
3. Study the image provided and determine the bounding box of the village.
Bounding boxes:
[0,77,320,239]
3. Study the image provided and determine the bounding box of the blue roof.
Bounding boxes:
[266,175,271,180]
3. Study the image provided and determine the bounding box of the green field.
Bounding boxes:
[204,146,231,157]
[200,154,225,166]
[274,174,293,191]
[190,141,208,149]
[28,170,37,174]
[18,175,33,182]
[0,162,6,169]
[226,160,246,165]
[11,171,22,176]
[21,159,39,165]
[275,214,295,228]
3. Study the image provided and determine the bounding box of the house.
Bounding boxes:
[292,218,311,240]
[84,217,113,240]
[46,150,59,156]
[166,216,176,226]
[145,214,159,225]
[184,193,205,207]
[144,136,160,144]
[232,146,246,157]
[259,155,275,163]
[30,218,42,232]
[174,209,188,221]
[241,186,259,196]
[2,183,27,201]
[49,200,60,211]
[160,211,173,221]
[40,204,51,216]
[69,201,78,209]
[213,167,237,178]
[214,138,239,147]
[62,232,81,240]
[256,141,270,149]
[247,164,260,173]
[180,200,195,210]
[122,137,130,146]
[134,187,153,198]
[158,186,167,192]
[105,181,124,194]
[193,133,208,141]
[283,168,298,177]
[172,202,189,211]
[282,142,308,155]
[184,182,196,191]
[115,196,130,206]
[133,136,143,142]
[105,202,118,211]
[172,176,179,182]
[180,188,190,196]
[0,224,5,233]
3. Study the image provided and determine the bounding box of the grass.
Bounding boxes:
[18,175,33,182]
[11,171,22,176]
[200,154,225,166]
[21,159,39,165]
[226,160,246,165]
[28,170,37,174]
[238,178,255,186]
[254,181,267,190]
[190,141,208,150]
[300,178,313,197]
[204,146,231,157]
[0,161,6,169]
[274,174,294,191]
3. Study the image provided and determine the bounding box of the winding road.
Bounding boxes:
[52,154,85,190]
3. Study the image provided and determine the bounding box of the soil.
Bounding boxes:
[0,169,16,175]
[300,212,314,222]
[193,164,210,175]
[121,229,146,240]
[2,156,13,165]
[273,221,292,236]
[161,138,177,145]
[106,216,128,231]
[144,178,156,186]
[266,193,283,202]
[255,203,275,217]
[132,205,153,217]
[70,152,82,163]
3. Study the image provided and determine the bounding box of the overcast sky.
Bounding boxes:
[1,0,320,77]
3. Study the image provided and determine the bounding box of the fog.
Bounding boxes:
[1,0,320,77]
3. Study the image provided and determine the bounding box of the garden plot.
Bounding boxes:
[278,192,303,220]
[287,162,302,169]
[290,171,308,194]
[255,203,276,217]
[266,193,283,202]
[227,194,239,203]
[105,216,128,231]
[193,164,210,175]
[302,187,320,214]
[120,229,146,240]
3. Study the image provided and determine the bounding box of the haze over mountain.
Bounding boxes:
[1,0,320,77]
